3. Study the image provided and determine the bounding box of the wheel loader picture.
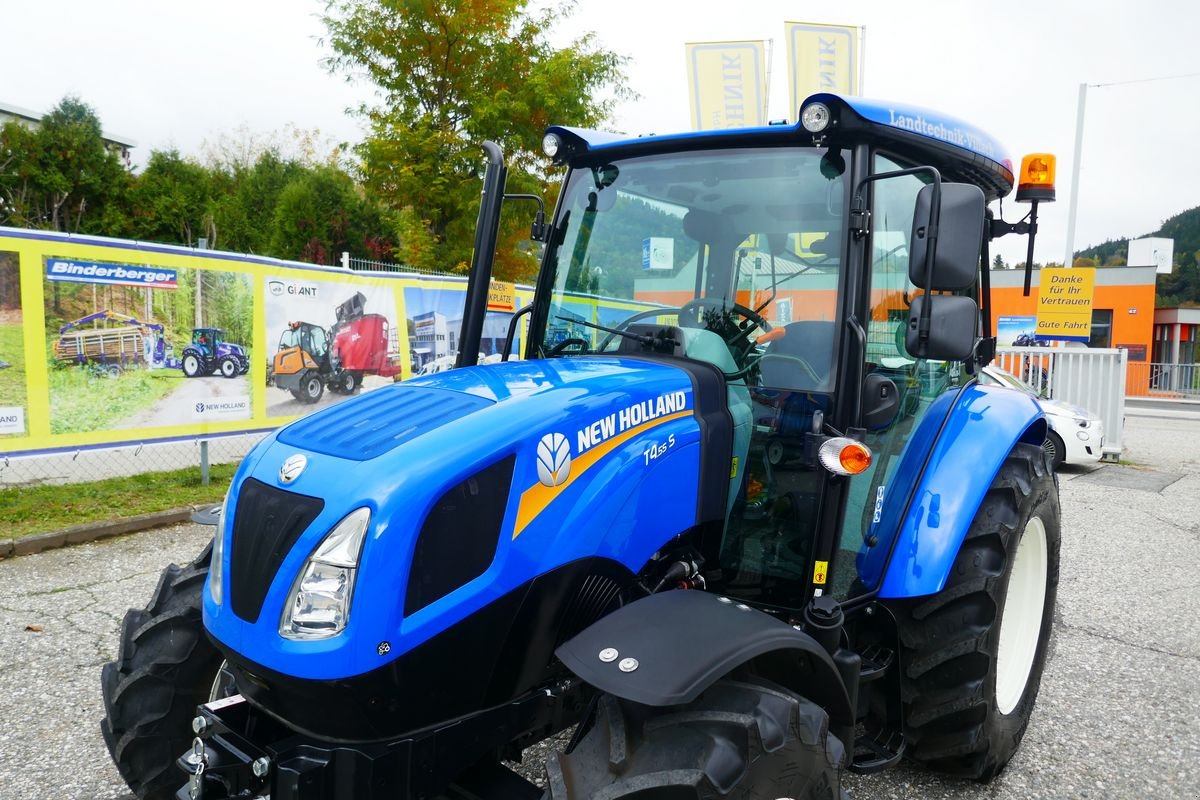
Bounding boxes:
[102,93,1062,799]
[270,292,404,403]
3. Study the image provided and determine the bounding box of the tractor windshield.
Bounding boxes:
[538,147,851,609]
[538,147,848,389]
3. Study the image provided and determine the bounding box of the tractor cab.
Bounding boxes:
[278,321,329,361]
[191,327,224,358]
[500,94,1030,611]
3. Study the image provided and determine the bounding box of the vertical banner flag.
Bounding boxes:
[684,41,768,130]
[785,22,859,118]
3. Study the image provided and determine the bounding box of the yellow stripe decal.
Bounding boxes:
[513,410,692,539]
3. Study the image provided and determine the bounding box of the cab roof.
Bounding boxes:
[546,93,1015,201]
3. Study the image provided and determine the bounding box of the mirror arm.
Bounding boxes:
[989,200,1042,297]
[501,303,533,361]
[504,193,549,242]
[851,166,947,357]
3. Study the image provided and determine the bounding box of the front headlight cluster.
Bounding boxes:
[209,492,231,605]
[280,508,371,640]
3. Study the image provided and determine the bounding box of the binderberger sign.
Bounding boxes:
[1036,267,1096,342]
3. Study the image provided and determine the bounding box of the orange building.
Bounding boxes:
[987,265,1157,389]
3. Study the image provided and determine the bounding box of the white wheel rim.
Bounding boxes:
[995,515,1048,715]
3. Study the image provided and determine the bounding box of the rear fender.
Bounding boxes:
[876,383,1046,598]
[555,589,853,747]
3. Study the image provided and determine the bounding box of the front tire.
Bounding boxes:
[100,542,226,800]
[219,356,238,378]
[891,442,1060,781]
[545,677,846,799]
[299,370,325,403]
[182,354,203,378]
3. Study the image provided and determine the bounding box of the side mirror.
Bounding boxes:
[909,183,986,290]
[906,294,979,361]
[862,373,900,430]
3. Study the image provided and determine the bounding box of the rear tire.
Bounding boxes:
[545,678,846,799]
[891,443,1060,781]
[100,542,227,800]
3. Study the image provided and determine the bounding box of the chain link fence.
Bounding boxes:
[0,432,267,487]
[344,255,463,278]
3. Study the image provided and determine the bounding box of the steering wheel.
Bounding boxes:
[597,299,772,353]
[548,337,588,356]
[679,298,772,340]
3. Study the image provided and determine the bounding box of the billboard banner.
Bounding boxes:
[0,228,422,456]
[785,21,859,117]
[684,40,768,130]
[0,227,667,458]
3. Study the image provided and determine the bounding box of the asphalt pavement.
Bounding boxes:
[0,413,1197,799]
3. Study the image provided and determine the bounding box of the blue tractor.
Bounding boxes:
[101,94,1061,799]
[182,327,250,379]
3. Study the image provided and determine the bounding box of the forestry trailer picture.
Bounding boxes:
[101,92,1061,799]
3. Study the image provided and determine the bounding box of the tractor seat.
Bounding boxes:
[758,320,835,392]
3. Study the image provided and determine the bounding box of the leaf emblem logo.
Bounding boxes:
[536,432,571,487]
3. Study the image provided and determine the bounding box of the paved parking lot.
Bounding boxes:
[0,412,1197,799]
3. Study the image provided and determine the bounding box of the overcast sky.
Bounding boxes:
[3,0,1197,267]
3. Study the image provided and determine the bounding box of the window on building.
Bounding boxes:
[1089,309,1113,348]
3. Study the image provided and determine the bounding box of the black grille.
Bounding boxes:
[404,456,515,616]
[554,574,624,646]
[230,478,325,623]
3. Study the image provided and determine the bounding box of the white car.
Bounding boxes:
[979,365,1104,467]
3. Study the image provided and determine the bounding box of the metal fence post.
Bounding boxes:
[200,439,210,485]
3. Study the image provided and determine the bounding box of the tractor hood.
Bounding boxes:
[204,356,721,681]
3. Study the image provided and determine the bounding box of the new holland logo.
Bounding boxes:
[536,433,571,487]
[279,454,308,484]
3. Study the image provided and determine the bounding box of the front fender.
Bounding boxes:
[555,590,853,746]
[877,383,1045,598]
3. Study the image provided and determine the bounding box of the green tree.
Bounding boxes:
[992,253,1006,270]
[210,150,307,254]
[128,150,215,245]
[322,0,630,280]
[0,97,130,234]
[269,165,391,264]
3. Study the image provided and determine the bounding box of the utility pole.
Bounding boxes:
[1063,83,1087,269]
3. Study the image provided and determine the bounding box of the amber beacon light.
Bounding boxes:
[1016,153,1056,203]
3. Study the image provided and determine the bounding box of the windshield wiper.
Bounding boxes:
[555,316,676,350]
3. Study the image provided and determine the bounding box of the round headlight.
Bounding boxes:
[542,133,561,158]
[801,103,832,133]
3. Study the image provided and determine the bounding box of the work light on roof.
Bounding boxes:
[801,102,832,133]
[542,133,561,158]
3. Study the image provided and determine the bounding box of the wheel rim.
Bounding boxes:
[1042,435,1059,465]
[995,515,1048,715]
[222,360,235,377]
[184,356,199,374]
[307,378,321,398]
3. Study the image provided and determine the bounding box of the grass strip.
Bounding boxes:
[1,463,237,540]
